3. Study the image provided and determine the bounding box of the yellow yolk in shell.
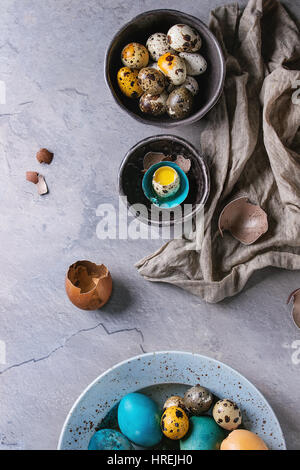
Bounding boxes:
[153,166,176,185]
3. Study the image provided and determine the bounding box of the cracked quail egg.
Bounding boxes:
[158,52,186,85]
[179,76,199,96]
[179,52,207,76]
[167,24,202,52]
[152,165,180,198]
[140,91,168,116]
[166,86,193,119]
[138,67,166,94]
[146,32,174,61]
[121,42,149,69]
[117,67,143,98]
[213,399,242,431]
[183,385,213,415]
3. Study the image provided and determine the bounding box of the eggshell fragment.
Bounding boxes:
[174,155,191,173]
[26,171,39,184]
[287,288,300,329]
[36,148,54,164]
[143,152,172,172]
[218,197,268,245]
[37,174,48,195]
[66,261,112,310]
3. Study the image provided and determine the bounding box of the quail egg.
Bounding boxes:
[158,53,186,85]
[166,87,193,119]
[213,399,242,431]
[146,33,174,61]
[180,76,199,96]
[140,91,168,116]
[163,396,186,411]
[121,42,149,69]
[117,67,143,98]
[183,385,213,415]
[161,406,189,440]
[148,61,159,70]
[138,67,166,94]
[167,24,202,52]
[152,165,180,198]
[179,52,207,76]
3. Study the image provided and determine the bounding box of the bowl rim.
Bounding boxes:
[57,350,286,450]
[118,134,210,227]
[142,161,190,208]
[104,8,226,128]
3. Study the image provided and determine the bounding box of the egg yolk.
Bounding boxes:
[153,166,176,186]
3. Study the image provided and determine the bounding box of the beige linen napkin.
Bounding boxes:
[136,0,300,303]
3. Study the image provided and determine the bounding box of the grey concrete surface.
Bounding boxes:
[0,0,299,450]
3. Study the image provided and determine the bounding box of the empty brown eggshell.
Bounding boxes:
[65,260,112,310]
[218,197,268,245]
[143,152,172,172]
[36,148,54,165]
[287,288,300,329]
[26,171,39,184]
[174,155,191,173]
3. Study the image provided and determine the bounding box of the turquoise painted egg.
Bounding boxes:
[88,429,133,450]
[118,392,162,447]
[180,416,226,450]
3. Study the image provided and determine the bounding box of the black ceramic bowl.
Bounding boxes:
[119,135,210,227]
[105,9,225,127]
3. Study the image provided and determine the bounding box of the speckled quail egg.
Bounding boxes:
[138,67,166,94]
[140,91,168,116]
[167,24,202,52]
[152,165,180,198]
[146,33,174,61]
[213,399,242,431]
[158,53,186,85]
[166,87,193,119]
[183,385,213,415]
[180,76,199,96]
[163,396,186,411]
[121,42,149,69]
[161,406,189,440]
[179,52,207,76]
[117,67,143,98]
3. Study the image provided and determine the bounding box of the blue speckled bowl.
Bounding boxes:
[142,162,189,209]
[58,351,286,450]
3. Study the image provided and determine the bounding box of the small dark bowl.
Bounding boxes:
[105,9,225,127]
[118,135,210,227]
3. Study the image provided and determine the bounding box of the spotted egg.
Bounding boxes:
[179,52,207,76]
[212,399,242,431]
[158,53,186,86]
[146,33,174,62]
[163,396,186,412]
[179,76,199,96]
[161,406,189,440]
[121,42,149,69]
[138,67,166,94]
[167,24,202,52]
[117,67,143,99]
[183,385,213,415]
[140,91,168,116]
[166,87,193,119]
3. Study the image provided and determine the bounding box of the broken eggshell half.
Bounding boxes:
[287,288,300,329]
[143,152,191,174]
[66,261,112,310]
[218,197,268,245]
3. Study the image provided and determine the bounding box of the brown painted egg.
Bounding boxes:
[117,67,143,98]
[121,42,149,69]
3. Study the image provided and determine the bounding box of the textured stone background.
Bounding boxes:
[0,0,299,450]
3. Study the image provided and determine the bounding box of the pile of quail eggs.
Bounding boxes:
[117,24,207,119]
[88,383,268,450]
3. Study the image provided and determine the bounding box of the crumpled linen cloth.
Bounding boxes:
[136,0,300,303]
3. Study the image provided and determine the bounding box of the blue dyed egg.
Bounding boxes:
[118,392,162,447]
[180,416,226,450]
[88,429,133,450]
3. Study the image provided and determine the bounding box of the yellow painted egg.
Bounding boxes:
[161,406,189,440]
[121,43,149,69]
[117,67,143,99]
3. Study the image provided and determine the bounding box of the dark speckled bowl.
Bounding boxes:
[118,134,210,227]
[105,9,225,127]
